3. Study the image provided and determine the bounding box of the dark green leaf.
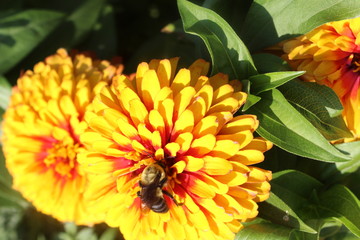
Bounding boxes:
[253,53,290,73]
[241,0,360,51]
[10,0,105,76]
[0,10,65,74]
[246,89,350,162]
[202,0,253,35]
[318,185,360,238]
[178,0,257,80]
[250,71,304,94]
[260,193,316,233]
[79,4,118,59]
[235,219,295,240]
[0,149,27,209]
[0,76,11,110]
[279,80,353,141]
[326,225,360,240]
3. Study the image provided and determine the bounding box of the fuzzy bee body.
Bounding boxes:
[137,163,170,213]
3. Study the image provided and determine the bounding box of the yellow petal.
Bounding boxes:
[187,96,206,124]
[192,115,219,138]
[139,69,161,109]
[171,109,194,140]
[188,134,216,156]
[173,86,196,120]
[171,68,191,97]
[129,98,148,126]
[164,142,180,157]
[216,130,254,149]
[188,59,210,85]
[220,115,259,134]
[157,59,172,88]
[182,155,204,172]
[209,139,240,159]
[174,132,193,154]
[202,156,232,175]
[228,149,265,165]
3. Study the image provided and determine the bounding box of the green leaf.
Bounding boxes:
[260,194,317,233]
[0,9,65,74]
[326,226,360,240]
[334,142,360,174]
[271,170,323,200]
[202,0,253,35]
[253,53,291,73]
[318,185,360,238]
[279,80,353,141]
[235,219,295,240]
[246,89,350,162]
[178,0,257,80]
[249,71,304,94]
[99,228,119,240]
[0,76,11,110]
[242,93,261,112]
[241,0,360,51]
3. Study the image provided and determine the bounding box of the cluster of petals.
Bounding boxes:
[1,49,123,224]
[280,17,360,141]
[79,58,272,240]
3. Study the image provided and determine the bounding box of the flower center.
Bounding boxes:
[44,142,80,178]
[349,53,360,73]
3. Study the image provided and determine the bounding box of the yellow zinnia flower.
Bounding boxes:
[1,48,123,224]
[79,58,272,239]
[280,17,360,141]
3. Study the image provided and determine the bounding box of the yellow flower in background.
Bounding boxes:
[281,17,360,141]
[1,49,123,224]
[79,58,272,240]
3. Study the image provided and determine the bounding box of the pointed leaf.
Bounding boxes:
[246,89,351,162]
[260,193,317,233]
[178,0,257,80]
[241,0,360,51]
[250,71,305,94]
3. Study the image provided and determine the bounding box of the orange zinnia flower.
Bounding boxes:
[1,49,123,224]
[79,58,272,239]
[281,17,360,141]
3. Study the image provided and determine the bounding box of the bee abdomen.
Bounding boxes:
[151,198,169,213]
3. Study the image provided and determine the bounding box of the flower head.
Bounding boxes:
[1,48,123,224]
[79,58,272,239]
[280,17,360,141]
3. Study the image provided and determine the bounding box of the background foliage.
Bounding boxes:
[0,0,360,239]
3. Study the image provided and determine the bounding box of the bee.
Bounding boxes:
[137,162,177,213]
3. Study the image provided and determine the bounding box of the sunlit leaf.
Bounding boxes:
[334,142,360,174]
[241,0,360,51]
[246,89,350,162]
